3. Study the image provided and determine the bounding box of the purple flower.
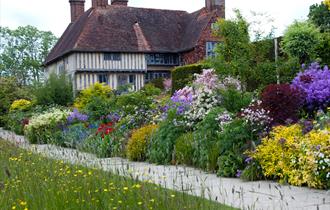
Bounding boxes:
[316,145,321,151]
[292,62,330,111]
[67,109,89,123]
[236,170,242,178]
[279,138,287,145]
[302,120,313,134]
[245,157,253,164]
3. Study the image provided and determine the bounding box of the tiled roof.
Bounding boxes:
[45,5,215,65]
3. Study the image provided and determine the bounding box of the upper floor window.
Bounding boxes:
[206,42,218,58]
[58,63,65,74]
[104,53,121,61]
[146,54,179,65]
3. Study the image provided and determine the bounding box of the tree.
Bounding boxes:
[281,21,322,64]
[308,1,330,32]
[0,26,57,85]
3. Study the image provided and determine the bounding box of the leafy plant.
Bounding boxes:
[35,73,73,106]
[220,88,252,113]
[9,99,32,112]
[261,84,305,125]
[217,150,244,177]
[127,124,158,161]
[174,132,194,165]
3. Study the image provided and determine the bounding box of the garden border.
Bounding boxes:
[0,128,329,210]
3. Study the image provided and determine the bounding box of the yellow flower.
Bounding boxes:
[138,202,143,205]
[170,194,175,198]
[20,201,27,206]
[12,206,16,210]
[123,187,129,191]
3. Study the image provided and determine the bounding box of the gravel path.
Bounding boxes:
[1,128,329,210]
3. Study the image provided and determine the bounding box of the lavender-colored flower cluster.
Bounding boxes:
[215,111,233,131]
[194,69,219,93]
[67,109,89,123]
[292,62,330,110]
[241,100,272,132]
[171,86,193,104]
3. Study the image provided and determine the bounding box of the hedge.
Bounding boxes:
[171,63,210,93]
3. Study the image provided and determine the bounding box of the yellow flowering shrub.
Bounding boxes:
[127,124,158,161]
[9,99,32,112]
[324,0,330,9]
[251,125,330,189]
[74,82,112,110]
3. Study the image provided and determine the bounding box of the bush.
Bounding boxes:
[74,82,113,110]
[149,78,165,90]
[3,111,30,135]
[148,116,185,164]
[240,159,264,181]
[281,21,322,64]
[220,88,252,113]
[126,124,158,161]
[251,124,330,189]
[141,84,162,96]
[217,150,244,177]
[261,84,305,125]
[24,108,70,144]
[292,62,330,112]
[35,73,73,106]
[174,132,194,165]
[0,77,32,126]
[171,64,210,93]
[116,91,152,115]
[9,99,32,112]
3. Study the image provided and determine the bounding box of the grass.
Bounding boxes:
[0,140,236,210]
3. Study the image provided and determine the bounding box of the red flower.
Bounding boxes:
[96,122,115,139]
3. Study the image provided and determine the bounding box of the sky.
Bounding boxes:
[0,0,323,38]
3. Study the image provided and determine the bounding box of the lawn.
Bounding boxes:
[0,140,236,210]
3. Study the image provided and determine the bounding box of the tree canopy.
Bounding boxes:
[0,25,57,85]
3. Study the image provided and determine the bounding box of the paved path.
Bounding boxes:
[0,128,329,210]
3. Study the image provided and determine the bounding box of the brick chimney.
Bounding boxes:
[92,0,108,8]
[69,0,85,22]
[205,0,225,16]
[111,0,128,6]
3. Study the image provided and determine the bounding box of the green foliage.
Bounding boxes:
[0,77,32,126]
[171,64,209,93]
[308,2,330,33]
[83,96,115,120]
[281,21,322,64]
[141,84,162,96]
[148,115,185,164]
[0,26,57,84]
[220,88,253,113]
[35,73,73,106]
[116,92,152,115]
[193,107,225,171]
[127,124,158,161]
[0,141,235,210]
[240,160,264,181]
[149,78,165,90]
[3,111,29,135]
[217,150,244,177]
[174,132,194,165]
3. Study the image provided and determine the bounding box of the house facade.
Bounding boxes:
[44,0,225,91]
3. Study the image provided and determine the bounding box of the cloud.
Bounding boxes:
[0,0,323,37]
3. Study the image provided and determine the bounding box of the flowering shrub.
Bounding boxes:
[126,124,158,161]
[251,125,330,189]
[163,79,172,92]
[74,82,113,110]
[215,111,233,132]
[67,109,89,124]
[194,69,219,93]
[241,100,272,133]
[25,108,70,144]
[9,99,32,112]
[292,63,330,111]
[219,76,242,91]
[261,84,305,125]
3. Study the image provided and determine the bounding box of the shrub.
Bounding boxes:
[141,84,162,96]
[261,84,305,125]
[35,73,73,106]
[83,96,115,120]
[251,125,330,189]
[0,77,32,126]
[116,91,152,115]
[281,21,322,64]
[149,78,165,90]
[148,117,185,164]
[74,82,113,110]
[217,150,244,177]
[240,158,264,181]
[9,99,32,112]
[171,64,209,93]
[292,62,330,112]
[174,132,194,165]
[127,124,158,161]
[220,88,252,113]
[24,108,70,144]
[3,111,30,135]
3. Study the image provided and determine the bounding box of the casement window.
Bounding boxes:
[104,53,121,61]
[98,74,108,84]
[146,54,179,65]
[57,63,65,75]
[206,42,218,58]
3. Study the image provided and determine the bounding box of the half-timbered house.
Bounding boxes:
[44,0,225,91]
